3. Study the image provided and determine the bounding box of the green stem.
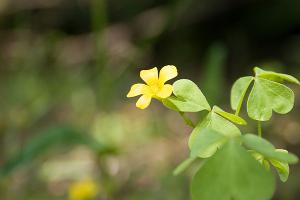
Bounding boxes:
[257,121,262,137]
[179,112,195,128]
[91,0,107,69]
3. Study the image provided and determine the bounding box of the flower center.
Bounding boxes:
[149,83,162,94]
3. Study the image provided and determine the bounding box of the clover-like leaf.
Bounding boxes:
[191,140,275,200]
[231,76,254,111]
[254,67,300,85]
[243,134,298,164]
[189,111,241,154]
[247,78,294,121]
[190,128,227,158]
[213,106,247,125]
[230,67,298,121]
[162,79,211,112]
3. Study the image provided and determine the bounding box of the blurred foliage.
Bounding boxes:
[0,0,299,199]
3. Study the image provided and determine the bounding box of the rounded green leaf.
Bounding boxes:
[191,140,275,200]
[190,128,227,158]
[162,97,180,111]
[247,78,294,121]
[189,112,241,149]
[167,79,211,112]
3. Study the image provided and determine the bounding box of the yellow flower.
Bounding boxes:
[127,65,178,109]
[68,179,98,200]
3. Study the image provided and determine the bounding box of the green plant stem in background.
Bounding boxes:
[258,121,262,137]
[91,0,107,69]
[179,112,195,128]
[91,0,113,109]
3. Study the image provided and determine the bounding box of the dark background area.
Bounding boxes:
[0,0,300,199]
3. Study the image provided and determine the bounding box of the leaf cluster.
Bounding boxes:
[163,67,299,200]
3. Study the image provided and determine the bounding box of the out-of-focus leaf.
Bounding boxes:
[191,140,275,200]
[0,126,114,177]
[190,128,227,158]
[173,157,196,176]
[242,134,298,164]
[213,106,247,125]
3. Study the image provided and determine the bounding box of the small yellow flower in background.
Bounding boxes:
[69,179,98,200]
[127,65,178,109]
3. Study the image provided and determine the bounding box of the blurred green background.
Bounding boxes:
[0,0,300,199]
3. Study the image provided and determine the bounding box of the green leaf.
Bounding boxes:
[248,150,270,170]
[189,112,241,150]
[191,140,275,200]
[190,128,227,158]
[230,76,253,111]
[269,150,289,182]
[254,67,300,85]
[213,106,247,125]
[242,134,298,164]
[173,157,196,176]
[250,148,290,182]
[247,77,294,121]
[163,79,211,112]
[162,96,180,111]
[0,126,114,177]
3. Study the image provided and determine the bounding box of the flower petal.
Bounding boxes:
[159,65,178,84]
[136,95,152,109]
[156,84,173,98]
[140,67,158,85]
[127,83,149,97]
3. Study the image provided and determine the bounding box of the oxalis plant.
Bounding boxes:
[127,65,300,200]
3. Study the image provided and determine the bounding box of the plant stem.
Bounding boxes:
[179,112,195,128]
[257,121,262,137]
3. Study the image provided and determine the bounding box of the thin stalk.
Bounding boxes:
[179,112,195,128]
[91,0,111,108]
[257,121,262,137]
[91,0,107,70]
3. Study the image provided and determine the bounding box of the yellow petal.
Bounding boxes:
[156,84,173,98]
[127,83,149,97]
[159,65,178,84]
[136,95,152,109]
[140,67,158,85]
